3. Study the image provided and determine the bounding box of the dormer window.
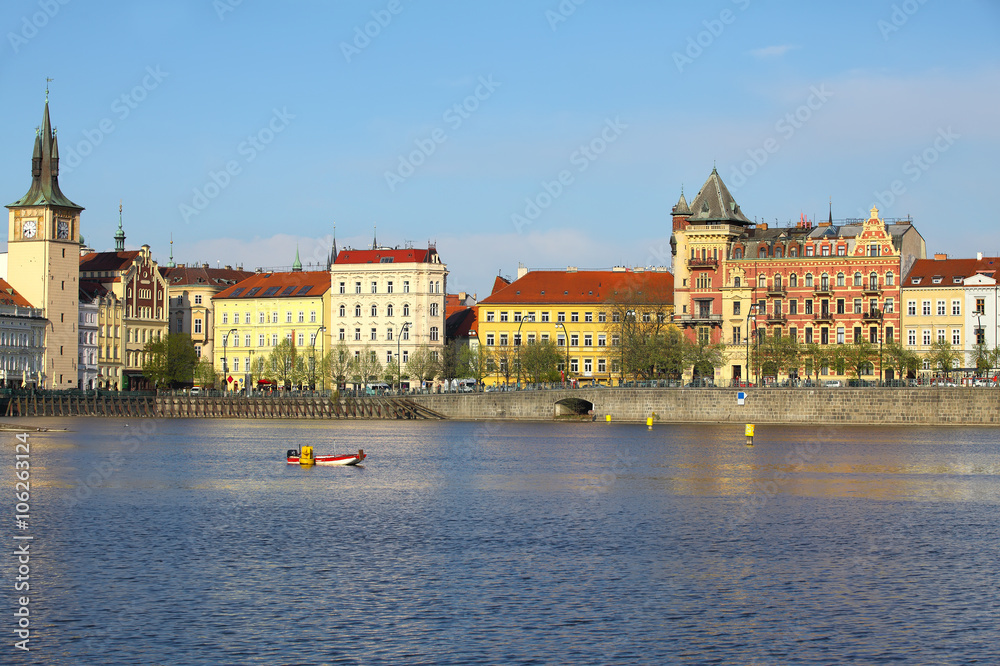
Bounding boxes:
[932,276,943,284]
[911,277,921,284]
[953,277,964,284]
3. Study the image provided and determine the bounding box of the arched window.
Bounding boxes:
[836,272,845,287]
[854,272,863,286]
[430,303,439,317]
[733,277,741,288]
[869,272,878,290]
[805,273,814,287]
[758,274,766,288]
[886,272,894,286]
[789,273,798,288]
[339,304,346,317]
[355,305,362,318]
[387,304,394,317]
[789,246,798,257]
[821,273,829,290]
[734,247,743,259]
[774,247,783,258]
[759,247,768,258]
[370,304,378,317]
[774,274,782,290]
[403,303,410,317]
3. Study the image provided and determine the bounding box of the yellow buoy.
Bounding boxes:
[745,423,755,446]
[606,414,611,423]
[647,416,653,430]
[299,445,315,466]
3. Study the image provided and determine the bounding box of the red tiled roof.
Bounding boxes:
[335,249,429,264]
[214,271,331,300]
[79,250,141,272]
[0,279,35,308]
[490,275,511,295]
[79,280,113,300]
[903,257,1000,287]
[446,307,478,340]
[480,270,674,306]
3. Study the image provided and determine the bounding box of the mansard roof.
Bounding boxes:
[685,168,752,225]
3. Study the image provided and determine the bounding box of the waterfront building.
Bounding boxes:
[162,262,253,365]
[211,270,331,391]
[79,217,169,390]
[4,95,82,388]
[331,242,448,381]
[445,292,479,350]
[78,292,99,389]
[0,279,46,388]
[477,266,674,386]
[901,254,1000,378]
[78,281,123,389]
[670,168,926,384]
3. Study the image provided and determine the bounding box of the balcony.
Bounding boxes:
[688,258,718,270]
[813,285,834,296]
[675,313,723,324]
[766,286,787,297]
[862,309,883,322]
[862,285,882,296]
[813,311,834,323]
[766,313,787,325]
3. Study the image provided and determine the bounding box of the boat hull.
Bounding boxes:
[286,453,365,466]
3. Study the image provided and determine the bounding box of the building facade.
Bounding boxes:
[5,97,81,388]
[78,294,98,389]
[0,278,46,388]
[477,267,674,387]
[162,263,253,364]
[212,270,331,391]
[671,168,925,384]
[79,281,123,390]
[331,244,448,378]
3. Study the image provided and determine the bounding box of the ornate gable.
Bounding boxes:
[852,206,898,257]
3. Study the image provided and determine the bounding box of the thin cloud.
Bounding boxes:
[750,44,799,59]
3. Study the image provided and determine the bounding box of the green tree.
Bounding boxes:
[406,346,436,387]
[752,334,800,382]
[688,339,727,381]
[926,339,962,379]
[141,333,199,388]
[490,343,516,385]
[354,346,383,387]
[883,340,920,381]
[439,341,463,383]
[521,339,563,385]
[971,342,991,374]
[268,338,298,388]
[844,338,878,380]
[327,340,353,388]
[460,344,491,389]
[193,359,219,388]
[803,343,828,385]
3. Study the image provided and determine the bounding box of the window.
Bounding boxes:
[403,281,410,293]
[854,299,863,314]
[430,327,439,342]
[758,274,767,288]
[194,318,202,334]
[486,311,495,322]
[371,304,378,317]
[500,312,508,322]
[486,334,494,346]
[402,350,409,363]
[869,244,880,257]
[272,334,279,345]
[977,327,986,345]
[789,274,797,288]
[557,334,565,347]
[222,312,229,325]
[886,272,894,286]
[403,304,410,317]
[733,301,741,316]
[838,246,847,256]
[339,282,346,294]
[908,329,916,346]
[597,334,606,347]
[953,329,961,346]
[557,312,566,322]
[339,305,346,317]
[922,301,931,316]
[805,246,814,257]
[734,277,741,288]
[836,299,845,315]
[570,334,579,346]
[837,327,845,344]
[885,298,894,313]
[570,359,579,373]
[355,281,362,294]
[371,281,377,294]
[233,358,239,372]
[387,281,393,294]
[353,305,361,318]
[854,272,863,286]
[339,328,345,341]
[571,312,579,323]
[805,274,813,288]
[885,327,894,343]
[387,328,393,341]
[402,328,409,341]
[837,273,845,287]
[585,312,593,323]
[387,304,394,317]
[430,303,439,317]
[286,311,293,323]
[597,312,605,323]
[541,312,551,323]
[922,330,930,345]
[243,334,250,347]
[976,298,986,314]
[298,333,305,346]
[789,300,797,315]
[232,334,240,347]
[584,334,593,347]
[821,246,830,257]
[952,300,961,316]
[937,300,946,316]
[355,328,361,341]
[821,328,829,345]
[296,311,303,323]
[854,326,862,342]
[371,328,377,341]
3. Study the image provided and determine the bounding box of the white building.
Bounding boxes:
[331,242,448,378]
[964,271,1000,365]
[78,294,99,389]
[0,278,47,388]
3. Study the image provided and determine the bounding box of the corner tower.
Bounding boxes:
[6,93,83,388]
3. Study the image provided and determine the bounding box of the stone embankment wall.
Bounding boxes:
[408,388,1000,425]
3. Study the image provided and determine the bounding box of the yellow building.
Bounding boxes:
[212,270,331,391]
[162,261,253,364]
[477,267,674,386]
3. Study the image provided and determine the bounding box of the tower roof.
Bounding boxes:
[8,98,83,210]
[672,187,691,216]
[685,167,751,225]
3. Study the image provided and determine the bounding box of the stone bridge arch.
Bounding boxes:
[554,397,594,417]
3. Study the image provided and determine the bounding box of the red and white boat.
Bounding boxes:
[286,448,366,466]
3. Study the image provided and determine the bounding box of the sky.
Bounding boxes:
[1,0,998,297]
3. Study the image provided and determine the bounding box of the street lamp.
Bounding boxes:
[222,327,237,392]
[396,321,412,393]
[309,325,326,391]
[555,322,570,386]
[515,313,535,388]
[745,303,758,387]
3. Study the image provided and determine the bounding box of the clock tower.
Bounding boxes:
[6,95,83,389]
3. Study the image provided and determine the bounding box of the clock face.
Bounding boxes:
[57,220,69,239]
[22,220,36,239]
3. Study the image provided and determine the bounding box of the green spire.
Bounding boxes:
[292,244,302,271]
[114,200,126,252]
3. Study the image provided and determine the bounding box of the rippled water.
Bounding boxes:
[3,418,999,665]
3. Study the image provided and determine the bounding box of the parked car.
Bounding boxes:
[190,387,203,396]
[823,380,842,388]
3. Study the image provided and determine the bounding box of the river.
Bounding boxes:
[3,418,999,664]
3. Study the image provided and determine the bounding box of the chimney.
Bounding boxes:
[566,266,578,273]
[458,291,467,301]
[977,252,983,261]
[758,222,768,230]
[933,253,947,261]
[202,263,209,269]
[225,265,232,270]
[517,263,529,280]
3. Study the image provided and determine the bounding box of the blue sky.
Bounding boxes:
[2,0,998,296]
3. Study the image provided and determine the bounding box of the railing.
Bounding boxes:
[862,310,883,321]
[766,313,787,324]
[862,285,882,295]
[766,287,787,297]
[813,286,834,296]
[688,258,718,269]
[675,314,723,323]
[813,311,834,323]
